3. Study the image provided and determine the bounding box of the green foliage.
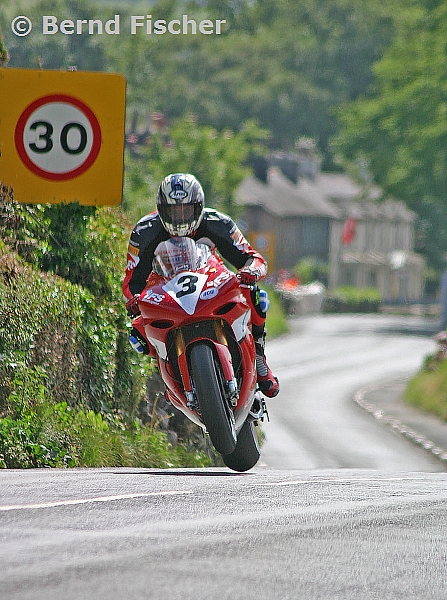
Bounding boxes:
[0,199,130,300]
[0,250,114,413]
[0,24,8,65]
[333,0,447,271]
[0,328,211,469]
[405,357,447,422]
[0,199,150,419]
[293,258,329,286]
[324,286,382,313]
[0,399,212,469]
[1,0,107,71]
[123,116,268,221]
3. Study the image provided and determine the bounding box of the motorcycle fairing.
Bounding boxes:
[162,271,208,315]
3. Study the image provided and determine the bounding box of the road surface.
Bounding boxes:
[261,314,442,470]
[2,314,446,599]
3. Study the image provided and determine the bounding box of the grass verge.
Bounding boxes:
[404,356,447,422]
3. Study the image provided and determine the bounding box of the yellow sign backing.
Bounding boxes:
[0,68,126,206]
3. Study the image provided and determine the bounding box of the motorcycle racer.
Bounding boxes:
[123,173,279,398]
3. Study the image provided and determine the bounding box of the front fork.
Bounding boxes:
[174,328,239,410]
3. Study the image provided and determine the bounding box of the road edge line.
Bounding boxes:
[353,378,447,467]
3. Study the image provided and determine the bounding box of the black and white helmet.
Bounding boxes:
[157,173,205,236]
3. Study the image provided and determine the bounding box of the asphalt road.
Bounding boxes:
[2,314,447,599]
[1,468,447,599]
[261,314,443,470]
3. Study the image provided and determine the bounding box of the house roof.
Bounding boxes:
[235,167,416,222]
[334,198,416,222]
[235,168,341,218]
[317,172,381,202]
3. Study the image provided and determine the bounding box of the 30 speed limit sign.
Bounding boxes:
[0,69,126,206]
[15,94,102,181]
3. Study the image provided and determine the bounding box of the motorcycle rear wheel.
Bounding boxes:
[222,419,260,472]
[190,343,237,455]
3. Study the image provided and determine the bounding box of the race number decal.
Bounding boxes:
[162,272,207,315]
[175,274,199,298]
[14,94,101,181]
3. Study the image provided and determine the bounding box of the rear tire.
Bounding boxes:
[190,343,237,455]
[222,419,260,472]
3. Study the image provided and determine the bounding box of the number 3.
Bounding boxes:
[29,121,53,153]
[176,275,198,298]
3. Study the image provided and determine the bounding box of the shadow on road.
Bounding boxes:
[111,470,250,477]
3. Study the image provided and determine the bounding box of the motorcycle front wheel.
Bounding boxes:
[190,342,237,456]
[222,419,260,472]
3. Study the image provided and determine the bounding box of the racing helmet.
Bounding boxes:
[156,173,205,236]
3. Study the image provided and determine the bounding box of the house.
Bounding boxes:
[235,155,425,302]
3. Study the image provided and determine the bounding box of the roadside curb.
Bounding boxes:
[354,379,447,467]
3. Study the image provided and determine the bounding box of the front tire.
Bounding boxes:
[190,343,237,455]
[222,419,260,472]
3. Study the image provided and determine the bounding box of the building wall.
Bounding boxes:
[242,204,424,300]
[244,207,330,270]
[329,218,424,301]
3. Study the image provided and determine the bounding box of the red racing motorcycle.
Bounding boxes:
[138,237,268,472]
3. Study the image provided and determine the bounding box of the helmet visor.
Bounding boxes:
[159,203,202,236]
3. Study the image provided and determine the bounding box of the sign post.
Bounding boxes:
[0,68,126,206]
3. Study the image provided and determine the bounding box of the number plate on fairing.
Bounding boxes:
[162,272,208,315]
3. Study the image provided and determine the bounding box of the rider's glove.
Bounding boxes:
[126,294,141,318]
[237,268,258,288]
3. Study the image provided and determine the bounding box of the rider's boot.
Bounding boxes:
[253,329,279,398]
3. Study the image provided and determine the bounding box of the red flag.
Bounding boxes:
[341,217,357,245]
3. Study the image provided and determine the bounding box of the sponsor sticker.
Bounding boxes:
[200,287,218,300]
[143,290,165,304]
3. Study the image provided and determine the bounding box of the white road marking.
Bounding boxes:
[0,490,192,512]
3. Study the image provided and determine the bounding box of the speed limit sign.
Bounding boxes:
[0,68,126,206]
[15,94,102,181]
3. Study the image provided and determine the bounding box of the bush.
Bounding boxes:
[0,354,211,469]
[0,398,212,469]
[323,286,381,313]
[293,258,328,286]
[0,202,149,420]
[0,250,119,413]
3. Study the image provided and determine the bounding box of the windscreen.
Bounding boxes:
[153,237,200,278]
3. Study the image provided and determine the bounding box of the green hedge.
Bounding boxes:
[0,248,126,413]
[323,286,382,314]
[0,248,212,468]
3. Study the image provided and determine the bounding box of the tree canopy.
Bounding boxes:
[333,0,447,269]
[0,0,395,166]
[4,0,447,270]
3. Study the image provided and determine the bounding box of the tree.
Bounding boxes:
[333,1,447,270]
[0,0,107,71]
[101,0,395,167]
[123,116,269,220]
